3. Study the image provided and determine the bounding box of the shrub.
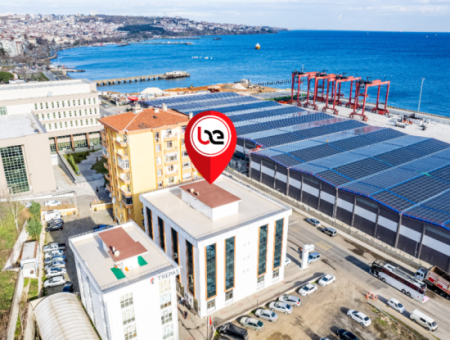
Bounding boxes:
[26,218,42,240]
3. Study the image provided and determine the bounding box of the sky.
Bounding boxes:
[2,0,450,32]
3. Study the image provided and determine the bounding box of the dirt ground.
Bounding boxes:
[226,265,433,340]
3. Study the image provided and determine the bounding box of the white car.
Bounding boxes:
[44,275,66,288]
[318,274,336,287]
[44,200,62,207]
[285,257,291,266]
[387,298,405,314]
[278,295,301,307]
[269,301,293,314]
[347,310,371,326]
[255,309,278,322]
[44,250,64,259]
[44,260,65,271]
[46,267,67,278]
[298,283,317,296]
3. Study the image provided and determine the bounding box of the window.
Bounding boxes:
[158,181,163,188]
[182,162,190,169]
[273,269,280,280]
[160,292,172,309]
[207,299,216,311]
[90,109,92,114]
[47,113,50,119]
[65,122,68,128]
[158,217,165,250]
[225,290,233,302]
[48,124,51,130]
[155,132,160,142]
[85,109,88,115]
[206,244,217,299]
[162,324,173,340]
[155,144,161,153]
[124,324,137,340]
[273,219,284,269]
[54,123,57,129]
[63,111,66,118]
[40,103,43,109]
[157,169,162,177]
[70,121,73,127]
[119,293,133,308]
[122,308,135,325]
[68,100,70,106]
[225,237,235,291]
[53,113,56,119]
[257,275,265,288]
[80,120,83,126]
[93,98,96,104]
[51,102,54,108]
[57,101,60,108]
[45,102,48,109]
[59,122,62,128]
[161,309,172,325]
[182,173,191,181]
[0,146,30,194]
[168,176,175,184]
[94,108,97,114]
[83,99,86,105]
[171,228,180,279]
[41,114,44,120]
[181,139,185,146]
[166,141,173,149]
[159,279,171,294]
[156,157,161,165]
[88,98,91,104]
[34,104,37,110]
[86,119,89,125]
[91,118,93,124]
[78,99,81,105]
[0,107,7,116]
[167,165,175,173]
[96,118,99,124]
[182,151,188,158]
[146,207,153,239]
[62,101,65,107]
[69,111,72,117]
[181,126,186,134]
[73,100,76,106]
[258,225,268,276]
[186,240,195,296]
[79,109,82,115]
[165,153,177,163]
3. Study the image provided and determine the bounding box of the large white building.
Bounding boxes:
[140,175,292,318]
[0,79,102,153]
[69,221,180,340]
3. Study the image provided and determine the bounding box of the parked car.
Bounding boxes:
[62,282,74,293]
[322,227,337,237]
[298,283,317,296]
[319,338,330,340]
[387,298,405,314]
[318,274,336,287]
[278,295,301,307]
[308,252,321,264]
[347,310,371,326]
[336,329,359,340]
[255,309,278,322]
[43,243,66,253]
[44,275,66,288]
[46,222,63,232]
[93,224,114,231]
[44,255,66,264]
[410,309,438,331]
[46,267,67,278]
[285,257,291,266]
[47,219,64,227]
[44,249,64,259]
[44,260,66,271]
[269,301,293,314]
[217,323,249,340]
[306,218,321,227]
[43,210,62,222]
[44,200,62,207]
[239,317,264,331]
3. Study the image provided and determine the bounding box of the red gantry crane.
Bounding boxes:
[350,78,391,121]
[303,72,324,109]
[291,70,317,106]
[322,74,361,114]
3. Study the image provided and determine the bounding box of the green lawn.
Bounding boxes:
[91,157,108,175]
[28,279,39,301]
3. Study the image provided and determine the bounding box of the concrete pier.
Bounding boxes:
[95,72,190,86]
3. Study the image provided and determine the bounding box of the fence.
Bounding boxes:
[6,269,24,340]
[2,224,28,271]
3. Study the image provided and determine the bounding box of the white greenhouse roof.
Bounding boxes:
[34,293,98,340]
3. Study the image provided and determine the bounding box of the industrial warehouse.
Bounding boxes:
[141,84,450,273]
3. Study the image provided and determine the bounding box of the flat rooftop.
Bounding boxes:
[180,181,241,208]
[0,79,91,92]
[69,222,178,292]
[140,176,291,241]
[0,113,45,140]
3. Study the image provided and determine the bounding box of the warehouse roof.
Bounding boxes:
[143,92,450,229]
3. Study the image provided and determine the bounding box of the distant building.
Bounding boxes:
[70,221,180,340]
[99,106,198,228]
[0,79,102,153]
[140,176,292,318]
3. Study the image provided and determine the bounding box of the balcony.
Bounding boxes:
[104,162,109,171]
[165,171,179,178]
[121,187,132,197]
[117,158,130,171]
[164,133,179,141]
[105,174,111,181]
[165,156,179,165]
[119,174,131,184]
[115,137,128,147]
[102,140,108,148]
[106,185,111,192]
[117,152,129,160]
[122,196,133,208]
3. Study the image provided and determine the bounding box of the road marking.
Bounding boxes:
[315,241,333,251]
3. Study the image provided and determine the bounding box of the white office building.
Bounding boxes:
[69,221,180,340]
[140,175,292,318]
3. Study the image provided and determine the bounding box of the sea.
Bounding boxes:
[55,30,450,117]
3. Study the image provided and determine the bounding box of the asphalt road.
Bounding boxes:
[287,212,450,340]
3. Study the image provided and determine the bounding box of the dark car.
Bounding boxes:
[46,223,63,232]
[336,329,359,340]
[218,323,249,340]
[62,282,74,293]
[93,224,113,232]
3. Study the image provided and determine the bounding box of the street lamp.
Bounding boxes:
[417,78,425,114]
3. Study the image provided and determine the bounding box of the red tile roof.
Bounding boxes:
[100,108,188,133]
[180,181,241,208]
[98,227,147,262]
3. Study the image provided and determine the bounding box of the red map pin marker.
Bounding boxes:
[185,110,237,184]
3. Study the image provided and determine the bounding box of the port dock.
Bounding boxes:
[95,72,190,86]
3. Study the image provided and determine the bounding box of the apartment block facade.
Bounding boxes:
[100,107,198,228]
[0,79,102,153]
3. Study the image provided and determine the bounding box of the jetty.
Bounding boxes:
[94,72,190,87]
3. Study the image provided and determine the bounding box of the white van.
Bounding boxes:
[410,310,437,331]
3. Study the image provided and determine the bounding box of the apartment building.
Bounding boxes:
[69,221,180,340]
[140,176,292,318]
[99,106,198,228]
[0,79,102,153]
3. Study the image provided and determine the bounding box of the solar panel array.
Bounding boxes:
[151,92,450,228]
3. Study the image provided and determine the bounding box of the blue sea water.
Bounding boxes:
[56,30,450,117]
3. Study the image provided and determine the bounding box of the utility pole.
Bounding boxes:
[417,78,425,113]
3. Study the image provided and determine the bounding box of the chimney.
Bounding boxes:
[155,108,159,113]
[189,112,193,119]
[162,103,167,111]
[196,191,200,196]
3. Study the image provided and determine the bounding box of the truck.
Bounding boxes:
[415,266,450,299]
[43,243,66,253]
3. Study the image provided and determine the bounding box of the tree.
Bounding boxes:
[29,201,41,220]
[0,71,14,83]
[26,218,42,240]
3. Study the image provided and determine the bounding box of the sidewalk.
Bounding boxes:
[178,262,327,340]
